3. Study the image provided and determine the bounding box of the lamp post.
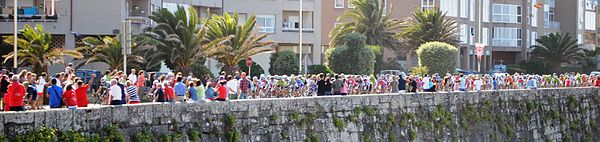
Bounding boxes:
[476,0,483,73]
[298,0,303,74]
[13,0,18,73]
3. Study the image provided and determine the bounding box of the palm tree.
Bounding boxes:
[76,36,146,70]
[2,24,82,74]
[400,8,459,69]
[531,33,584,73]
[203,12,276,75]
[329,0,402,49]
[143,6,226,74]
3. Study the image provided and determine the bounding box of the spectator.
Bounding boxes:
[25,82,37,110]
[126,81,140,104]
[7,76,25,111]
[195,80,206,102]
[205,82,216,101]
[216,81,228,101]
[390,76,399,93]
[136,70,146,95]
[75,74,95,107]
[48,78,63,108]
[109,79,123,105]
[154,83,166,102]
[174,77,186,102]
[332,75,342,95]
[188,81,198,102]
[398,74,407,93]
[226,75,239,100]
[164,82,174,102]
[238,73,251,99]
[128,69,137,84]
[63,85,77,109]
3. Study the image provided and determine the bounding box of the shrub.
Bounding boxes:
[415,42,458,74]
[188,130,201,142]
[132,131,153,142]
[327,33,376,75]
[269,50,299,75]
[333,117,346,131]
[410,66,429,76]
[235,60,265,77]
[307,65,333,74]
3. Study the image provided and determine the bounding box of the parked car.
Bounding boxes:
[379,70,402,76]
[75,69,102,92]
[591,71,600,76]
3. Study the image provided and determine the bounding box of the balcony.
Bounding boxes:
[282,10,314,33]
[0,0,60,22]
[544,21,560,29]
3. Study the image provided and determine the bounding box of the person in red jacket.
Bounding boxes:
[63,84,77,109]
[7,76,25,111]
[164,82,174,102]
[215,81,228,101]
[75,74,95,107]
[595,76,600,87]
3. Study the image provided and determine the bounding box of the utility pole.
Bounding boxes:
[122,20,131,75]
[299,0,303,74]
[13,0,18,73]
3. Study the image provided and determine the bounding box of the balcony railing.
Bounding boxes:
[0,2,61,22]
[282,27,314,33]
[544,21,560,29]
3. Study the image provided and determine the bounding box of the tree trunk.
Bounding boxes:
[223,65,240,76]
[176,66,192,76]
[406,52,413,71]
[553,64,562,74]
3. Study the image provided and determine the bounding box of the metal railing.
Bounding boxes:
[544,21,560,29]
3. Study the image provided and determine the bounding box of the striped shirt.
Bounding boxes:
[127,86,140,102]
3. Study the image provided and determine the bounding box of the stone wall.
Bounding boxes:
[2,87,600,142]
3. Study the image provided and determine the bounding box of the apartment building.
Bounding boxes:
[321,0,598,73]
[0,0,323,75]
[0,0,162,73]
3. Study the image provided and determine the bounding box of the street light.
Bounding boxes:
[298,0,303,74]
[13,0,18,73]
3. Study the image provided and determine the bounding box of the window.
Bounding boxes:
[482,28,489,45]
[422,0,435,11]
[470,0,475,21]
[492,4,521,23]
[335,0,344,8]
[460,0,468,18]
[348,0,356,8]
[382,0,388,16]
[531,0,538,27]
[544,8,555,21]
[578,34,584,44]
[585,11,596,30]
[586,0,598,10]
[492,28,522,47]
[440,0,458,17]
[460,24,468,44]
[257,15,275,33]
[483,0,490,22]
[531,31,537,46]
[579,0,585,30]
[470,26,475,45]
